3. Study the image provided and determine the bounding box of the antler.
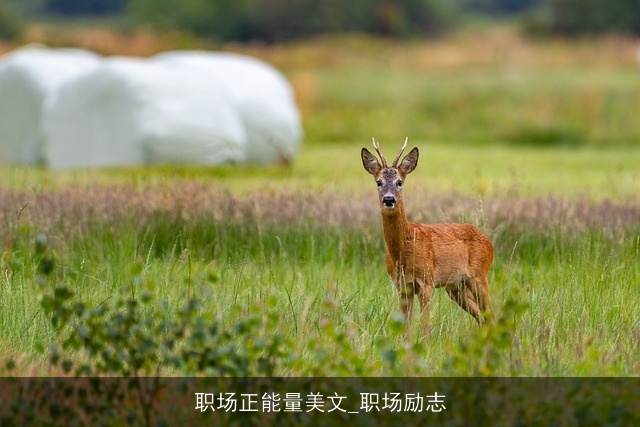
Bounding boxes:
[372,137,388,168]
[391,137,408,167]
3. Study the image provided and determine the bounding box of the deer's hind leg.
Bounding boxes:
[446,278,484,325]
[474,276,494,324]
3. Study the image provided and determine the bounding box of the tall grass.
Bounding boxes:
[1,177,638,375]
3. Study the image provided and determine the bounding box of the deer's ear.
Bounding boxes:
[398,147,419,175]
[361,148,381,176]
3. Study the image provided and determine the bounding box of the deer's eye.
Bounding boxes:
[376,180,383,187]
[396,180,403,187]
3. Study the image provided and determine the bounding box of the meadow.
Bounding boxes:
[0,28,639,381]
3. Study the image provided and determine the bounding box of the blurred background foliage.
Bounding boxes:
[2,0,640,43]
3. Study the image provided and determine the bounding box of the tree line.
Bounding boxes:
[2,0,640,42]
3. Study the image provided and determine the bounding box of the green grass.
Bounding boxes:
[1,32,639,376]
[1,142,639,376]
[3,142,640,200]
[303,64,640,148]
[290,143,640,200]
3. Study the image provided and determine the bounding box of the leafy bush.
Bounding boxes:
[34,281,286,425]
[443,292,529,376]
[40,286,285,378]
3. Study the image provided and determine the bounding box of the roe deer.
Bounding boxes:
[361,138,494,329]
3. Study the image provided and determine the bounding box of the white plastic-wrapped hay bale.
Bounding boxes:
[153,51,302,165]
[42,57,246,169]
[0,44,100,165]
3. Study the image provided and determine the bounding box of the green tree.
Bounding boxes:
[0,0,24,41]
[549,0,640,35]
[464,0,542,15]
[127,0,458,42]
[3,0,46,16]
[127,0,257,40]
[43,0,128,15]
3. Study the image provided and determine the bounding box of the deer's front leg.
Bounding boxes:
[417,280,432,332]
[397,281,415,321]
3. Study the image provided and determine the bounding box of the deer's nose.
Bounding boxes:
[382,196,396,207]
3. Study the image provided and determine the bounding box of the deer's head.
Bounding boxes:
[361,138,419,211]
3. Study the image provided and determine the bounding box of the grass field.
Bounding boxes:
[0,28,639,377]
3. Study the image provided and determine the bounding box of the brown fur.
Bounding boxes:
[362,139,494,329]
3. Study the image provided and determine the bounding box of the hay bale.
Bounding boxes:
[153,51,302,165]
[42,57,246,169]
[0,44,99,165]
